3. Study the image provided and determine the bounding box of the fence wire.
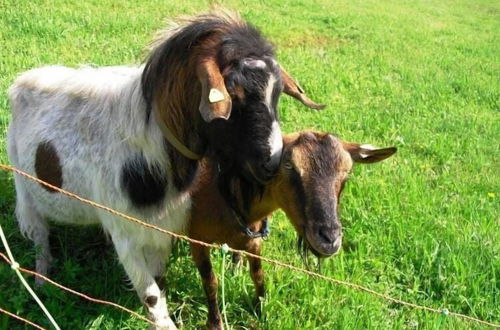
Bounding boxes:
[0,306,46,330]
[0,163,498,328]
[0,252,156,327]
[0,222,60,329]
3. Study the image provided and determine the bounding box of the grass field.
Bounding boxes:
[0,0,498,329]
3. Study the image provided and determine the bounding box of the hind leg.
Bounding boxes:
[14,178,53,285]
[8,130,52,282]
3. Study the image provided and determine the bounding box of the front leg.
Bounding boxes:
[246,240,265,313]
[191,243,223,330]
[112,237,176,330]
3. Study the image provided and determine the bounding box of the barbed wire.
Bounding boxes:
[1,163,498,328]
[0,252,156,327]
[0,306,47,330]
[0,222,60,330]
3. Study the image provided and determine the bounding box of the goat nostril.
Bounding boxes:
[318,229,334,244]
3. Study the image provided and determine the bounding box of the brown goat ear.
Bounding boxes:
[342,142,397,164]
[280,66,325,110]
[197,58,232,122]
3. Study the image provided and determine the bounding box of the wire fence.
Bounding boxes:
[0,163,498,329]
[0,306,46,330]
[0,252,156,328]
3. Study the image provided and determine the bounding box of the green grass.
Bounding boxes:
[0,0,498,329]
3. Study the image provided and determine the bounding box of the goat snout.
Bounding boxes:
[245,155,281,183]
[308,225,342,257]
[318,227,335,244]
[262,151,281,175]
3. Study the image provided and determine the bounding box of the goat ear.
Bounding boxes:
[280,66,325,110]
[197,58,232,122]
[342,142,397,164]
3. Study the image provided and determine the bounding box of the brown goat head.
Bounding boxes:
[273,132,396,257]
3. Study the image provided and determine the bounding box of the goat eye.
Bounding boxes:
[284,162,293,170]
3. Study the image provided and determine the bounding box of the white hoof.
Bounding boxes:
[150,316,177,330]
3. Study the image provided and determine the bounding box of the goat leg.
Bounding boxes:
[231,252,244,270]
[246,241,265,315]
[191,243,223,330]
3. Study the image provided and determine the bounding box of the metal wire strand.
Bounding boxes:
[0,306,47,330]
[0,252,157,327]
[0,224,61,330]
[1,164,498,329]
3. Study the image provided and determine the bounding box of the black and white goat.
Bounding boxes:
[6,11,322,329]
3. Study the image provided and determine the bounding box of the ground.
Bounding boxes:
[0,0,498,329]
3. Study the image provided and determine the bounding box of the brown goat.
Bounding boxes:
[188,131,396,329]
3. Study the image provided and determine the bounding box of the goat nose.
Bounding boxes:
[262,152,281,174]
[318,228,335,244]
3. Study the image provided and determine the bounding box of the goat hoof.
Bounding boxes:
[207,315,224,330]
[252,296,264,317]
[150,316,177,330]
[207,318,223,330]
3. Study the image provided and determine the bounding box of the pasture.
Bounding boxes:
[0,0,498,329]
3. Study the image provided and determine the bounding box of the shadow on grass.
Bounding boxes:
[0,170,261,328]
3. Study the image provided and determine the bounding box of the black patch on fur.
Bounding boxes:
[155,276,166,291]
[121,154,167,208]
[298,134,339,221]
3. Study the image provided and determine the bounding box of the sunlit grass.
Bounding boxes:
[0,0,498,329]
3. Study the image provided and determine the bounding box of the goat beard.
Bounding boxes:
[297,236,323,272]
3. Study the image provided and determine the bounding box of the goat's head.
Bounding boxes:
[200,24,324,186]
[142,11,323,195]
[274,132,396,257]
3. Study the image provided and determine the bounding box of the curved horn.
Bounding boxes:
[280,66,325,110]
[197,57,232,122]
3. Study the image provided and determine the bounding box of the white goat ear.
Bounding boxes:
[342,142,397,164]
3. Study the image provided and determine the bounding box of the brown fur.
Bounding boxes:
[151,14,245,156]
[189,132,351,329]
[188,131,396,328]
[34,141,63,192]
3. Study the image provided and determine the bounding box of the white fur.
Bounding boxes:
[268,120,283,158]
[242,58,267,70]
[264,74,276,110]
[265,75,282,163]
[8,65,187,329]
